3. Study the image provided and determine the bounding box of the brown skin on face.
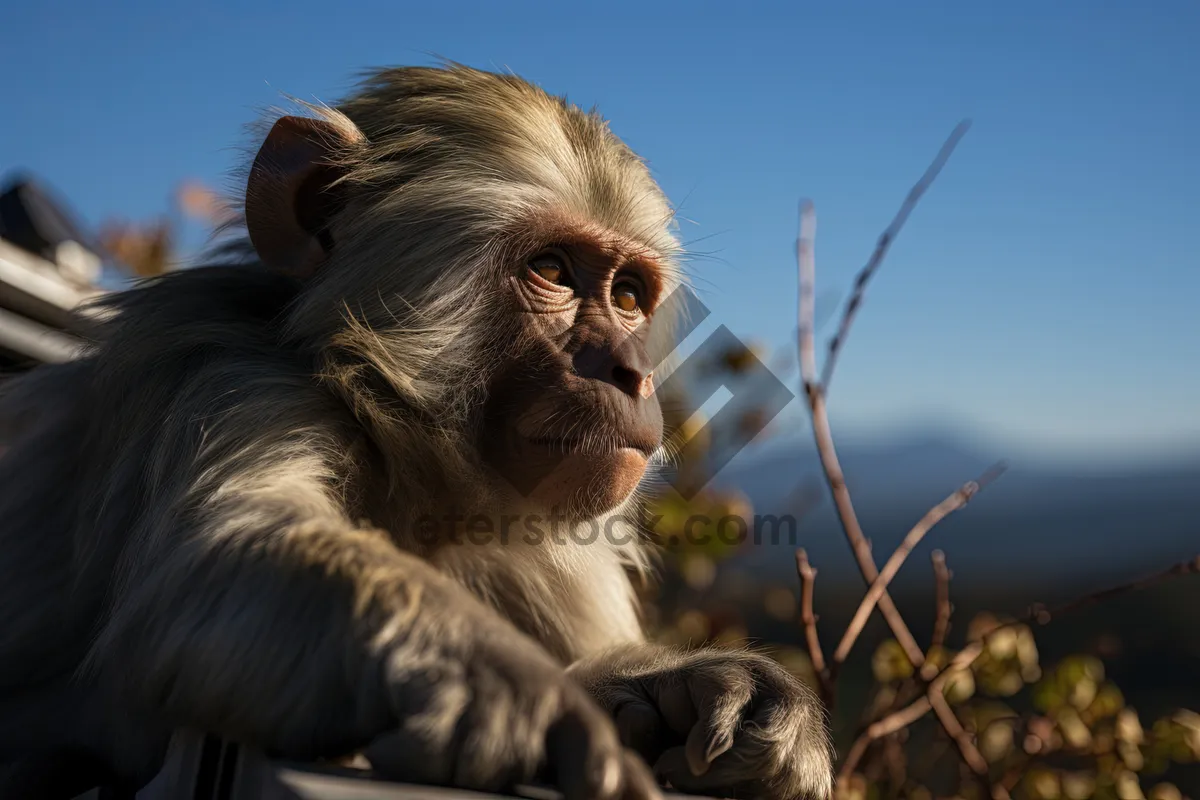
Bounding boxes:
[480,236,664,519]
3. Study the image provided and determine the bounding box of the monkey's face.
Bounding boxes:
[480,228,665,519]
[240,67,682,521]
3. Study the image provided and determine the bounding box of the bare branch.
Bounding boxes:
[834,555,1200,792]
[797,199,818,388]
[928,668,1011,800]
[930,550,952,650]
[795,549,833,705]
[1025,554,1200,624]
[841,658,967,784]
[821,119,972,390]
[832,462,1006,665]
[837,695,932,783]
[794,132,976,674]
[950,555,1200,685]
[807,389,926,669]
[805,120,1197,800]
[929,691,998,792]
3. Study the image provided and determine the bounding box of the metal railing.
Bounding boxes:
[71,730,704,800]
[0,236,100,364]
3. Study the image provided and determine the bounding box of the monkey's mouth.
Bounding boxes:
[499,427,660,514]
[527,434,657,459]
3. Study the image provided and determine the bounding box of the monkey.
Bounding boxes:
[0,64,833,799]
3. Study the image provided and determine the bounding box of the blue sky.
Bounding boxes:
[2,1,1198,464]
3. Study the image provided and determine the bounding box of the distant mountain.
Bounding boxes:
[707,432,1200,598]
[663,432,1200,737]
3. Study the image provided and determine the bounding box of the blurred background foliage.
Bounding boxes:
[97,180,231,278]
[638,336,1198,798]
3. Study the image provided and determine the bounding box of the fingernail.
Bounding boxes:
[592,753,621,798]
[705,730,734,762]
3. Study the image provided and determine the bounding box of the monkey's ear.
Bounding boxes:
[245,115,361,278]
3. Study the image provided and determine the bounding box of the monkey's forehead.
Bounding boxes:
[332,65,682,268]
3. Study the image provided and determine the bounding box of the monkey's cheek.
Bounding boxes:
[528,449,649,517]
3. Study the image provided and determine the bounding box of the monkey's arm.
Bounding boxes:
[87,419,657,799]
[569,643,833,800]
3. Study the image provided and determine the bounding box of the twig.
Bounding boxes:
[796,131,975,674]
[930,550,952,650]
[954,556,1200,686]
[794,549,832,704]
[928,662,1008,798]
[843,645,1004,797]
[839,651,973,784]
[807,389,927,669]
[1025,554,1200,624]
[790,123,1199,799]
[832,463,1006,665]
[797,200,817,388]
[929,691,999,795]
[820,119,972,391]
[834,555,1200,787]
[837,695,932,783]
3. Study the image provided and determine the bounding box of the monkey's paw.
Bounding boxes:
[361,625,662,800]
[571,646,833,800]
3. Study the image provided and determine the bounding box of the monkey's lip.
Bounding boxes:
[526,435,657,459]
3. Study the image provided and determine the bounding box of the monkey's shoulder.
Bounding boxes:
[0,265,357,469]
[91,264,303,357]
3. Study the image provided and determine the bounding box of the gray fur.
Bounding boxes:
[0,63,830,799]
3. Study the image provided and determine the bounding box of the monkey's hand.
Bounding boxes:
[95,498,661,800]
[569,645,833,800]
[362,605,662,800]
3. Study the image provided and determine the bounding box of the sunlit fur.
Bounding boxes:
[295,65,687,658]
[0,63,830,798]
[571,644,833,800]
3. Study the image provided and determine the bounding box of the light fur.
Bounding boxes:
[0,63,830,799]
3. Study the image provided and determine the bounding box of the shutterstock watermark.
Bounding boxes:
[412,509,800,549]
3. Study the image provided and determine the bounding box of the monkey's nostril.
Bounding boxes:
[610,365,643,398]
[572,343,651,399]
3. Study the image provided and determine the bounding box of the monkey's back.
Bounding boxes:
[0,265,338,688]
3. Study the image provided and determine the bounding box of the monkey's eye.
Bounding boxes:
[611,278,643,314]
[528,253,569,286]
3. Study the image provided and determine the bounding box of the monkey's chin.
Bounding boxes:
[505,445,650,521]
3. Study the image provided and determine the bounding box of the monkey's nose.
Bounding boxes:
[573,343,653,399]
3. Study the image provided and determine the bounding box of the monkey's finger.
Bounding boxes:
[619,748,664,800]
[614,699,669,763]
[362,728,456,787]
[652,746,756,798]
[649,679,699,738]
[683,666,754,776]
[651,747,701,791]
[546,702,625,800]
